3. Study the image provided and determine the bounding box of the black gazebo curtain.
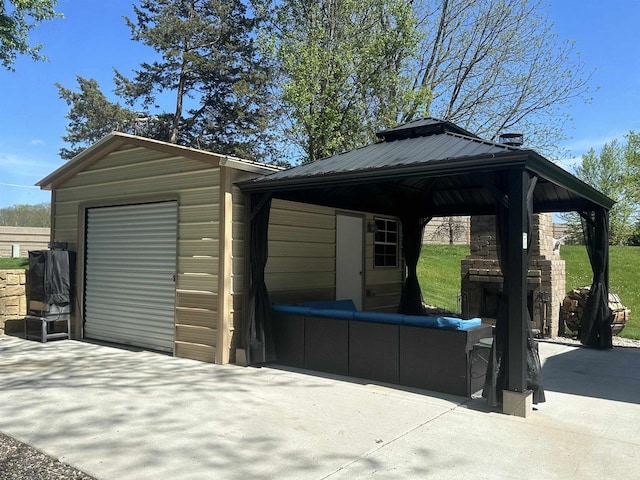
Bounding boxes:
[483,172,545,406]
[579,208,613,349]
[398,216,431,315]
[245,193,276,365]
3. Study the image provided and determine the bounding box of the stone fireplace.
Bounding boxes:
[460,213,565,337]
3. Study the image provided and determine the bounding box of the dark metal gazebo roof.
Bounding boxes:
[240,117,614,216]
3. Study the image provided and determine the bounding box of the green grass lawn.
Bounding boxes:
[417,244,640,340]
[0,258,29,269]
[3,245,637,338]
[561,245,639,339]
[418,244,469,313]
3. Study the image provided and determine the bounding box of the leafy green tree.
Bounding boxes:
[568,133,640,245]
[256,0,428,162]
[257,0,592,161]
[407,0,592,155]
[629,220,640,246]
[0,203,50,227]
[56,76,138,160]
[0,0,61,70]
[114,0,277,161]
[57,1,278,162]
[625,131,640,205]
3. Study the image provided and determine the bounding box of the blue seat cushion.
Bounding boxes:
[353,311,404,325]
[402,315,482,330]
[299,300,358,311]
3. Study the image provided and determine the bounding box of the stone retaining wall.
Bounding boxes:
[0,269,27,334]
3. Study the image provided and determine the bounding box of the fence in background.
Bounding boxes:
[0,227,50,258]
[1,222,568,253]
[422,217,568,246]
[423,217,471,245]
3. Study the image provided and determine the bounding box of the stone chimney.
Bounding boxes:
[460,213,565,337]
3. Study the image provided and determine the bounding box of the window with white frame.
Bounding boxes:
[374,218,398,267]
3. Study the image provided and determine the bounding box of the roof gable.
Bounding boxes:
[37,132,280,190]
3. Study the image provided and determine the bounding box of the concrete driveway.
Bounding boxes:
[0,334,638,479]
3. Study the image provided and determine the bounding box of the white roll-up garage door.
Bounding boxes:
[84,202,177,352]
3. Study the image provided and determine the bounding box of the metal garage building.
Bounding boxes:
[37,133,404,364]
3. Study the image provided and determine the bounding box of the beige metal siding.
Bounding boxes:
[230,193,404,344]
[265,200,337,304]
[227,170,258,356]
[50,142,221,362]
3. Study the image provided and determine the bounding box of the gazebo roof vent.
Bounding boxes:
[375,117,479,142]
[498,132,524,147]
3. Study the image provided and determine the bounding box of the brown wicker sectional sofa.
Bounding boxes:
[271,301,493,397]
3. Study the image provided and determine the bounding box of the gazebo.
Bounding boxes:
[238,118,615,415]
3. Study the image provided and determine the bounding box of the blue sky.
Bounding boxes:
[1,0,639,209]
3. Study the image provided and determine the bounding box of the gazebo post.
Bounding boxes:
[503,168,532,416]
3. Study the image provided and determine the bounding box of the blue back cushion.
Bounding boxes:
[273,302,482,330]
[353,311,404,325]
[308,308,355,320]
[299,299,358,311]
[272,305,312,316]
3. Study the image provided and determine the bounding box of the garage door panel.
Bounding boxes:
[84,202,177,352]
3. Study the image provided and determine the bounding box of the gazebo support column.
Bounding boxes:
[504,168,532,416]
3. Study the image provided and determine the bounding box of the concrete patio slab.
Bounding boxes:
[0,335,638,479]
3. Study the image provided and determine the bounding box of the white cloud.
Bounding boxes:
[29,139,45,146]
[0,152,61,192]
[563,129,631,156]
[0,152,57,172]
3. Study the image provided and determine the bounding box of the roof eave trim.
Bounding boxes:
[239,152,529,192]
[37,131,265,190]
[219,156,283,174]
[526,154,615,210]
[36,133,127,190]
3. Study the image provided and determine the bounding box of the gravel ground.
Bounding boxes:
[0,433,95,480]
[543,334,640,348]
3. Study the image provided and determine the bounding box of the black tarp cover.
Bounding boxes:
[245,194,276,365]
[398,216,431,315]
[482,173,545,406]
[579,208,613,349]
[28,250,71,305]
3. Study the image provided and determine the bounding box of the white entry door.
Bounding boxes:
[336,214,364,310]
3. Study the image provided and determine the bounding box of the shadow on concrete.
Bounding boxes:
[0,336,462,480]
[541,342,640,405]
[266,363,469,404]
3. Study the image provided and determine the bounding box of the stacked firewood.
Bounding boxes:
[560,286,630,335]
